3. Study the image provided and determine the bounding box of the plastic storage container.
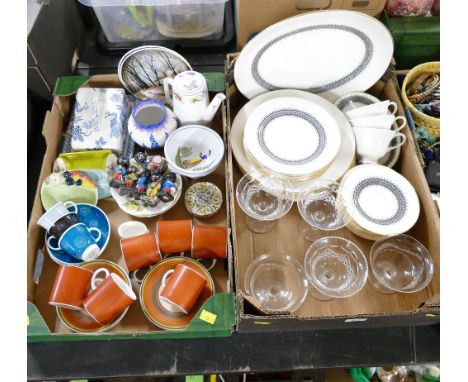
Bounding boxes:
[79,0,229,43]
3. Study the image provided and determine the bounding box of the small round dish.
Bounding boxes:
[164,125,225,179]
[244,253,308,312]
[45,203,110,266]
[184,182,223,218]
[56,260,130,333]
[140,257,215,330]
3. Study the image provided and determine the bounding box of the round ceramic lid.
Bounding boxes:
[339,164,420,236]
[173,71,206,95]
[243,96,341,177]
[139,257,215,330]
[184,182,223,218]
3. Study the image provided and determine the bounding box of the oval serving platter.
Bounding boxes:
[234,10,393,102]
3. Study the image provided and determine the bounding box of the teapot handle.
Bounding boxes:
[163,77,174,106]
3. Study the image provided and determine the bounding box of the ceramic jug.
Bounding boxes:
[163,71,226,125]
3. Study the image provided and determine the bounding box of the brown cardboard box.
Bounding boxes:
[27,75,235,341]
[225,53,440,331]
[235,0,388,49]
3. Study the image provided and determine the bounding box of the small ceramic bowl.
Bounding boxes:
[164,125,224,179]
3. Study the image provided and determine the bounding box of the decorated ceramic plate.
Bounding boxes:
[118,46,192,99]
[45,203,111,266]
[140,257,215,330]
[339,164,420,236]
[230,90,355,200]
[184,182,223,218]
[57,260,131,333]
[234,10,393,101]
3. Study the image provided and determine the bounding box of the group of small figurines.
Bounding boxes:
[110,152,178,208]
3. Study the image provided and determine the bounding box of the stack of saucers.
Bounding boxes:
[339,164,420,241]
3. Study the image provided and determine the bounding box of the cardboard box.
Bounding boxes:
[225,53,440,331]
[27,75,235,342]
[235,0,388,49]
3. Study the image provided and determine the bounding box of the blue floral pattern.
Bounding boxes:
[95,137,107,148]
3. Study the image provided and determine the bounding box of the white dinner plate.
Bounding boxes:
[339,164,420,236]
[243,96,341,177]
[234,10,393,101]
[230,90,356,200]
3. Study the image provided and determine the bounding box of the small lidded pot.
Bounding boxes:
[128,99,178,150]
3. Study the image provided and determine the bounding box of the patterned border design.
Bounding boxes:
[257,109,327,165]
[353,177,407,225]
[251,24,374,93]
[336,95,375,111]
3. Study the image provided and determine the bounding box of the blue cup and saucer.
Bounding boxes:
[45,203,110,265]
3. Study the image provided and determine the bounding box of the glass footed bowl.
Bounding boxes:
[244,253,308,312]
[304,236,368,299]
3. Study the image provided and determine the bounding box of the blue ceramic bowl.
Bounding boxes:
[45,203,111,265]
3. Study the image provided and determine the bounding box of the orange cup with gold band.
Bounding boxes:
[83,273,137,325]
[121,231,161,271]
[156,220,193,254]
[159,264,207,314]
[192,225,227,259]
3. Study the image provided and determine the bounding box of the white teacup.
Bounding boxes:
[350,114,406,131]
[354,127,407,164]
[345,100,397,119]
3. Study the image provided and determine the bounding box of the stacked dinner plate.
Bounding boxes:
[339,164,420,241]
[231,90,356,201]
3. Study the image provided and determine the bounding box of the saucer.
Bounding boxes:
[45,203,111,265]
[57,260,131,333]
[139,257,215,330]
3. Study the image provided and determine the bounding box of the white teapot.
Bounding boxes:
[163,71,226,125]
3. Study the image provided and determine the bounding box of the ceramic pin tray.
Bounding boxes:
[234,10,393,101]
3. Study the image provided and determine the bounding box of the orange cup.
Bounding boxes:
[121,231,161,271]
[159,264,207,314]
[192,225,227,259]
[83,273,137,325]
[156,220,193,254]
[49,265,93,310]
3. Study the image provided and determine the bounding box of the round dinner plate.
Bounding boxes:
[243,96,341,177]
[339,164,420,237]
[234,10,393,101]
[230,90,356,200]
[45,203,111,266]
[140,257,215,330]
[57,260,131,333]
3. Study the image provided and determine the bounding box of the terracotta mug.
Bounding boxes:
[48,265,94,310]
[83,273,137,325]
[159,264,207,314]
[192,225,227,260]
[156,220,193,254]
[121,231,161,272]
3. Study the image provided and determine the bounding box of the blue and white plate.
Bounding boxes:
[45,203,111,265]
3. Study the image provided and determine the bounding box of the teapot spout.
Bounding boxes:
[202,93,226,123]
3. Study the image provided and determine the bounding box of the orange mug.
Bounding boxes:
[49,265,94,310]
[159,264,207,314]
[156,220,193,254]
[192,225,227,260]
[83,273,137,325]
[121,231,161,271]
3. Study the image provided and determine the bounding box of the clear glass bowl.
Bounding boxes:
[369,234,434,294]
[244,253,308,312]
[304,236,368,300]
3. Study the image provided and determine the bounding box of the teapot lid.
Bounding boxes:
[174,71,206,95]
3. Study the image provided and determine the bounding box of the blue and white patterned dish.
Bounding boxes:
[45,203,111,265]
[234,11,393,101]
[243,95,342,178]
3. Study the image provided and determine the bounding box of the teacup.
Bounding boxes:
[350,114,406,131]
[159,264,207,314]
[37,201,79,239]
[191,225,227,270]
[48,265,108,310]
[345,100,398,119]
[354,127,407,164]
[117,221,148,239]
[47,223,102,262]
[83,273,137,325]
[156,220,193,254]
[121,231,161,272]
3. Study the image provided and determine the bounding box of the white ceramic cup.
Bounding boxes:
[354,127,407,163]
[350,114,407,131]
[345,100,398,119]
[37,201,78,232]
